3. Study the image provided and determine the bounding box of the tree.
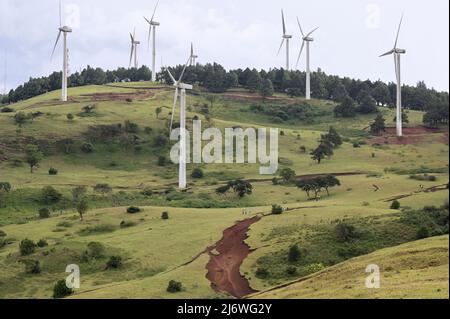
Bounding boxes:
[14,112,29,127]
[53,280,73,299]
[71,186,87,202]
[19,239,36,256]
[334,96,357,118]
[227,180,253,198]
[390,200,401,210]
[279,168,296,183]
[245,69,262,93]
[311,143,333,164]
[372,82,391,106]
[66,113,74,121]
[24,145,43,174]
[41,186,62,204]
[332,82,348,103]
[370,114,386,136]
[77,199,88,221]
[358,93,378,114]
[155,107,162,119]
[260,79,274,99]
[191,168,204,179]
[167,280,183,293]
[288,245,301,262]
[324,126,342,148]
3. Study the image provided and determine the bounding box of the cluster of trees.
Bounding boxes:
[215,180,253,198]
[296,175,341,199]
[310,127,342,164]
[2,63,448,126]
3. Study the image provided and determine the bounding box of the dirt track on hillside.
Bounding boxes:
[205,216,261,298]
[369,126,449,145]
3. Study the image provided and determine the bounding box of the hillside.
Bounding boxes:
[251,235,449,299]
[0,83,448,299]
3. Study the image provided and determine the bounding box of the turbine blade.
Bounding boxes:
[394,13,404,49]
[281,10,286,35]
[170,88,179,132]
[379,49,394,57]
[151,0,160,22]
[296,40,306,69]
[130,32,134,42]
[306,27,319,38]
[277,38,285,56]
[147,25,152,51]
[297,17,305,37]
[129,44,134,68]
[167,69,176,84]
[144,16,151,24]
[178,56,192,82]
[191,43,194,56]
[51,31,62,60]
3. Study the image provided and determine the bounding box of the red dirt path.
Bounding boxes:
[369,126,449,145]
[205,216,261,298]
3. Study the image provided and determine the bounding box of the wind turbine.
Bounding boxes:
[277,10,292,70]
[168,56,193,190]
[129,29,140,69]
[51,0,72,102]
[190,43,198,66]
[380,14,406,137]
[296,17,319,100]
[144,0,160,82]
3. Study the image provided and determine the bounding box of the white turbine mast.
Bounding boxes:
[190,43,198,66]
[51,0,72,102]
[277,10,292,70]
[168,55,193,190]
[129,29,140,69]
[296,17,319,100]
[144,0,160,82]
[380,14,406,137]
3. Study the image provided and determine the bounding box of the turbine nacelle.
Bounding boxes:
[59,26,72,33]
[303,36,314,42]
[283,35,293,39]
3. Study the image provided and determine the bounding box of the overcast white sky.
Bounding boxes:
[0,0,449,93]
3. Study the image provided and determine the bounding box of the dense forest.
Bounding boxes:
[1,63,448,126]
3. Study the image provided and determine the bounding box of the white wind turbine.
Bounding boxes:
[296,17,319,100]
[51,0,72,102]
[129,29,140,69]
[380,14,406,137]
[144,0,160,82]
[168,56,193,189]
[190,43,198,66]
[277,10,292,70]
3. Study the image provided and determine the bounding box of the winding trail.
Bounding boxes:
[205,215,262,298]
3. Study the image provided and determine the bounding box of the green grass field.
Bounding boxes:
[0,83,448,299]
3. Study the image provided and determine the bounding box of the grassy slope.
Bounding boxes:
[0,83,448,299]
[251,235,449,299]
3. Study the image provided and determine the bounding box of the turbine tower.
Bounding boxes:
[51,0,72,102]
[296,17,319,100]
[129,29,140,69]
[168,56,193,190]
[190,43,198,66]
[277,10,292,70]
[380,14,406,137]
[144,0,160,82]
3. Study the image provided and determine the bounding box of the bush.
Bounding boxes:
[191,168,204,179]
[0,230,6,237]
[127,206,141,214]
[157,156,167,167]
[416,227,430,240]
[19,239,36,256]
[141,188,153,196]
[53,280,73,299]
[81,143,94,154]
[66,113,74,121]
[48,167,58,175]
[286,266,298,276]
[21,259,41,274]
[167,280,183,293]
[124,120,139,133]
[255,268,270,279]
[1,107,14,113]
[288,245,301,262]
[0,182,12,192]
[37,239,48,248]
[93,183,112,194]
[106,256,123,269]
[271,204,283,215]
[390,200,401,210]
[41,186,62,204]
[161,212,169,220]
[335,223,360,242]
[86,242,105,259]
[353,142,361,148]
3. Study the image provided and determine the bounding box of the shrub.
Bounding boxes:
[191,168,204,179]
[41,186,62,204]
[255,268,270,279]
[288,245,301,262]
[416,227,430,240]
[0,230,6,237]
[161,212,169,220]
[300,146,307,153]
[167,280,183,293]
[0,182,12,192]
[335,223,360,242]
[81,143,94,154]
[127,206,141,214]
[53,279,73,299]
[125,98,133,103]
[86,242,105,259]
[66,113,74,121]
[106,256,122,269]
[157,155,167,167]
[48,167,58,175]
[286,266,298,276]
[21,259,41,274]
[37,239,48,248]
[1,107,14,113]
[271,204,283,215]
[124,120,139,133]
[93,183,112,194]
[353,142,361,148]
[141,188,153,196]
[390,200,401,210]
[19,239,36,256]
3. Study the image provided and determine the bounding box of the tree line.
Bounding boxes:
[1,64,448,125]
